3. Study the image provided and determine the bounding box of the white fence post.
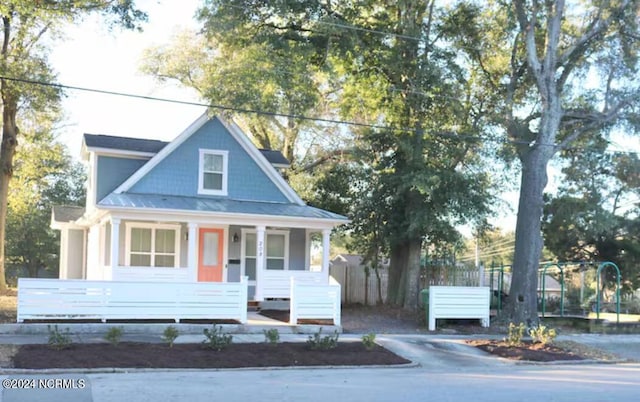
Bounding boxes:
[239,276,248,324]
[330,276,341,326]
[289,277,298,325]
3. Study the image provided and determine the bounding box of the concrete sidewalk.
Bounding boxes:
[0,312,341,337]
[1,330,639,367]
[559,333,640,361]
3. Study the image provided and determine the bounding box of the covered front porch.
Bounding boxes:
[83,209,336,302]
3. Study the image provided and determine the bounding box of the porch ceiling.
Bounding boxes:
[98,192,348,222]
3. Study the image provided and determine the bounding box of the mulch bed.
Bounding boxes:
[11,342,411,369]
[465,340,585,362]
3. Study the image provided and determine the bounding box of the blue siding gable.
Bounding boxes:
[128,118,290,203]
[96,156,148,202]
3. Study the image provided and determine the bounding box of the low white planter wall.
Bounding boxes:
[290,276,341,326]
[428,286,490,331]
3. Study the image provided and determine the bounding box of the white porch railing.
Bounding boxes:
[290,276,341,326]
[17,277,248,323]
[111,266,191,282]
[89,266,192,282]
[261,270,326,299]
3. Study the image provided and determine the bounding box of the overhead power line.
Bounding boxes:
[1,75,639,157]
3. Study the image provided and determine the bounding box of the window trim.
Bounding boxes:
[198,149,228,196]
[124,222,181,268]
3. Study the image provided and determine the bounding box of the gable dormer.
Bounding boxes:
[117,117,298,204]
[81,116,293,211]
[81,134,168,211]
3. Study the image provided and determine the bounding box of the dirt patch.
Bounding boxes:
[0,344,18,367]
[9,342,410,369]
[341,305,428,334]
[466,340,587,362]
[0,287,17,323]
[259,310,334,326]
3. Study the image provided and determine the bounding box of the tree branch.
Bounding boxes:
[300,148,355,172]
[513,0,543,83]
[558,99,631,150]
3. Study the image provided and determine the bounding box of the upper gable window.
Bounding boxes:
[198,149,228,196]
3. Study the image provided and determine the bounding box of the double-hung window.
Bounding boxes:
[242,230,289,272]
[265,233,287,270]
[125,223,180,267]
[198,149,228,196]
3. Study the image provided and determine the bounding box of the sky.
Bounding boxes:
[50,0,206,157]
[47,0,638,235]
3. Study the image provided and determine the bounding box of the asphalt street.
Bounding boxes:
[3,361,640,402]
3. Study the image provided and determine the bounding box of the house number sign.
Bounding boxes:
[258,240,264,257]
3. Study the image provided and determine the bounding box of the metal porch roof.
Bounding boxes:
[98,193,348,222]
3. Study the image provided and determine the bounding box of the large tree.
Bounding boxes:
[445,0,640,323]
[543,141,640,292]
[188,0,488,307]
[7,110,85,278]
[0,0,146,289]
[140,26,337,169]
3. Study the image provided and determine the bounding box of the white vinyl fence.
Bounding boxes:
[261,270,326,299]
[290,276,341,326]
[17,277,248,323]
[428,286,490,331]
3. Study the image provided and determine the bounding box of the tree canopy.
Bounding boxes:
[6,110,85,279]
[444,0,640,323]
[169,0,495,308]
[0,0,147,288]
[139,1,639,315]
[543,142,640,292]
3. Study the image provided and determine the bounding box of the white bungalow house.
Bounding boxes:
[18,114,347,324]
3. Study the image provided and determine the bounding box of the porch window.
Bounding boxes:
[125,223,180,267]
[244,233,257,280]
[198,149,228,196]
[242,230,289,271]
[266,233,286,270]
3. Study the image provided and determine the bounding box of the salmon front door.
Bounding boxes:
[198,228,224,282]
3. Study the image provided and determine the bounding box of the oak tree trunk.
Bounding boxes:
[0,93,18,290]
[387,238,422,309]
[503,148,551,324]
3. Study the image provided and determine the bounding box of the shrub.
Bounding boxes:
[263,328,280,344]
[529,324,557,345]
[361,333,376,350]
[202,324,233,351]
[306,328,339,350]
[505,322,526,347]
[162,326,180,348]
[104,327,123,346]
[47,325,72,350]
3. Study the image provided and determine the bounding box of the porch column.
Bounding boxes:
[187,223,198,281]
[321,229,331,278]
[110,218,120,279]
[255,225,266,301]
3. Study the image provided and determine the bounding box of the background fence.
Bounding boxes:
[330,261,481,306]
